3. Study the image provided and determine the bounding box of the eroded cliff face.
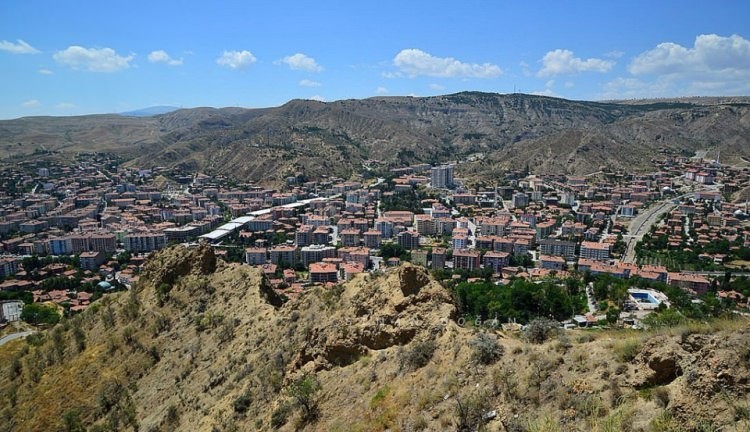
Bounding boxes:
[4,94,750,184]
[2,245,749,432]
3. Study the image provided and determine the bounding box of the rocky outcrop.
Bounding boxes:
[140,243,217,290]
[632,337,685,388]
[292,265,456,371]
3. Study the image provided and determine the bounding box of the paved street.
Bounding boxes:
[0,331,34,347]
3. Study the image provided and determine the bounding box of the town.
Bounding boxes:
[1,150,750,329]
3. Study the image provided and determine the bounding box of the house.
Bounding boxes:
[668,272,711,296]
[539,255,566,270]
[483,251,510,273]
[79,251,105,271]
[245,247,267,265]
[580,241,611,261]
[453,249,481,271]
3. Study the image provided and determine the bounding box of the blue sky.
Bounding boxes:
[2,0,750,119]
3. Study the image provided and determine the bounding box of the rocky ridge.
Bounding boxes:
[0,245,748,431]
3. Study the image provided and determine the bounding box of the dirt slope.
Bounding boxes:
[1,245,749,432]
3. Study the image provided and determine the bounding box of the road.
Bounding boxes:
[620,180,725,263]
[0,331,34,347]
[621,199,679,263]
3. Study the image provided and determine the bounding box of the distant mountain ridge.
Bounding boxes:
[1,92,749,183]
[119,106,181,117]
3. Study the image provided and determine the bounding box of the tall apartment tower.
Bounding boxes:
[430,164,454,189]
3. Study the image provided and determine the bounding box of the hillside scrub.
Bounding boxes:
[0,246,749,432]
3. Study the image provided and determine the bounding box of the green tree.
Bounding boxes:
[286,374,321,423]
[21,303,60,325]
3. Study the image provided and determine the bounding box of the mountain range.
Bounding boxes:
[1,92,749,184]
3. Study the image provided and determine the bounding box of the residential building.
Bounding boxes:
[431,247,446,270]
[539,239,577,260]
[245,247,267,265]
[539,255,566,270]
[430,164,454,189]
[482,251,509,273]
[453,249,481,271]
[270,245,297,267]
[300,245,337,267]
[309,262,338,284]
[0,258,19,279]
[397,231,419,250]
[512,192,529,208]
[411,249,428,267]
[580,241,611,261]
[124,232,166,253]
[79,251,105,271]
[668,273,711,296]
[363,229,382,249]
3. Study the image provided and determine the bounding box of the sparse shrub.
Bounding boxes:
[410,415,429,431]
[286,374,321,423]
[270,403,291,428]
[526,412,560,432]
[218,318,238,343]
[470,332,504,365]
[653,386,670,408]
[523,318,560,344]
[62,409,84,432]
[494,366,519,402]
[609,380,624,408]
[614,338,640,363]
[9,355,22,379]
[400,340,436,371]
[102,305,116,329]
[694,419,720,432]
[454,390,492,432]
[156,283,171,306]
[555,333,572,353]
[734,404,750,421]
[233,393,252,414]
[165,404,180,425]
[25,333,45,346]
[72,323,86,353]
[151,313,172,336]
[650,410,680,432]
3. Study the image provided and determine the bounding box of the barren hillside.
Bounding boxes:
[1,93,749,184]
[2,245,749,432]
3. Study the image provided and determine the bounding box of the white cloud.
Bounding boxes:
[216,50,256,70]
[530,89,559,97]
[148,50,183,66]
[598,77,674,100]
[531,80,560,97]
[53,46,133,72]
[537,49,614,77]
[630,34,750,76]
[605,50,625,59]
[519,60,532,77]
[375,86,389,94]
[299,79,321,87]
[56,102,75,109]
[279,53,323,72]
[38,69,53,75]
[0,39,39,54]
[381,71,401,79]
[21,99,40,108]
[429,83,445,90]
[602,34,750,98]
[393,48,502,78]
[308,95,326,102]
